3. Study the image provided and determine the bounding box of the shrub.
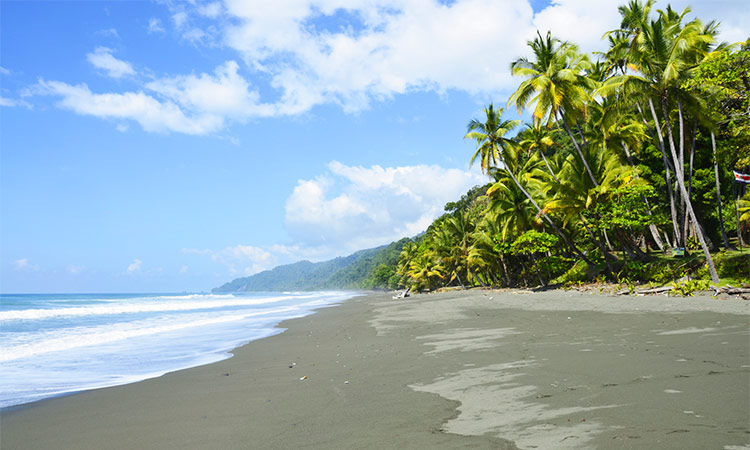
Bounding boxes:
[552,259,589,284]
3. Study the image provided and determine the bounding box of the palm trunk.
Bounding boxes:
[711,131,732,249]
[638,102,679,246]
[682,116,696,247]
[499,156,594,267]
[654,97,719,283]
[556,112,599,187]
[622,142,666,251]
[579,213,615,277]
[677,99,686,247]
[538,149,560,183]
[499,254,511,286]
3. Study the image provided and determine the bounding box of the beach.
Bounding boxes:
[2,289,748,450]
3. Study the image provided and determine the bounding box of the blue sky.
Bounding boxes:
[1,0,746,293]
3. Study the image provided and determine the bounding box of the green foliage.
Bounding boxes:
[712,251,750,279]
[670,279,711,297]
[444,184,491,214]
[213,238,411,292]
[552,259,589,284]
[510,231,559,255]
[218,6,749,295]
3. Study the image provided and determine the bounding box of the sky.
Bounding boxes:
[1,0,747,293]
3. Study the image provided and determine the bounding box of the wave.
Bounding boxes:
[0,305,301,363]
[0,293,315,322]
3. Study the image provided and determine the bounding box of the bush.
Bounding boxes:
[713,252,750,279]
[552,259,589,284]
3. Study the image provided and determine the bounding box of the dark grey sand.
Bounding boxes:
[1,289,749,449]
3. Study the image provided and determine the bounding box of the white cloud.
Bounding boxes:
[0,66,10,75]
[127,258,142,272]
[173,11,189,29]
[34,79,224,134]
[14,258,40,271]
[87,47,136,79]
[197,2,222,18]
[0,96,31,108]
[148,18,165,34]
[284,161,485,252]
[532,0,622,53]
[146,60,273,118]
[35,0,746,134]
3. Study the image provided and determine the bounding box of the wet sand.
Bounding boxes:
[1,289,748,449]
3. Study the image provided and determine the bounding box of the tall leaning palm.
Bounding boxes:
[509,31,599,187]
[599,2,720,282]
[465,105,593,267]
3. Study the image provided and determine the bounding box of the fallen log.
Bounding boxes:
[634,286,673,295]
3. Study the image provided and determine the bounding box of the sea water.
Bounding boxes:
[0,291,356,408]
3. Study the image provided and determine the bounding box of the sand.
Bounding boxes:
[1,289,748,450]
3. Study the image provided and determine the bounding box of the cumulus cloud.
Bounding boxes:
[145,60,274,118]
[87,47,136,79]
[33,79,223,134]
[127,258,142,272]
[284,161,485,252]
[34,0,745,134]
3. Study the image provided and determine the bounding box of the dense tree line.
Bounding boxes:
[389,1,749,292]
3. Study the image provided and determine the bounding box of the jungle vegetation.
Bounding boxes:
[392,1,750,292]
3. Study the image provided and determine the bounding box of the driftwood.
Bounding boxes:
[392,288,411,299]
[634,286,674,295]
[712,286,750,296]
[622,284,750,297]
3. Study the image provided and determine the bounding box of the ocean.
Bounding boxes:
[0,291,357,408]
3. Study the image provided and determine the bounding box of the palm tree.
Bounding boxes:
[599,3,720,282]
[518,120,561,183]
[466,104,521,173]
[509,31,599,187]
[465,105,594,267]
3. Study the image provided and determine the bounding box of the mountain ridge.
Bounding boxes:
[212,239,409,292]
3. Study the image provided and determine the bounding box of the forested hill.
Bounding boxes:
[212,238,410,292]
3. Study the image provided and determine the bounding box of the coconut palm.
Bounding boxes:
[466,105,594,267]
[509,31,599,186]
[465,104,521,174]
[598,3,720,282]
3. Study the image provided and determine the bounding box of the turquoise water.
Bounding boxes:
[0,291,356,408]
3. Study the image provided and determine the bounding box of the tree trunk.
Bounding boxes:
[680,98,690,248]
[638,102,679,246]
[556,112,599,187]
[712,131,732,249]
[538,149,560,183]
[580,213,615,277]
[653,97,719,283]
[622,142,665,251]
[499,156,595,267]
[682,117,697,247]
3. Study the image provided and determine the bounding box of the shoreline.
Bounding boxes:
[2,289,748,449]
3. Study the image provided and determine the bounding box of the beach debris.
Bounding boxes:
[393,288,411,299]
[299,375,307,381]
[223,373,230,376]
[344,380,349,384]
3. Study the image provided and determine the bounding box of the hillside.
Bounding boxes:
[212,238,410,292]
